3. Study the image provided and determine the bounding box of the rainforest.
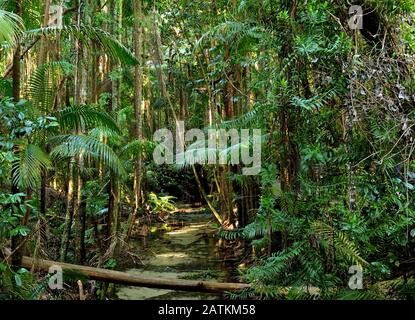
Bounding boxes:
[1,0,415,302]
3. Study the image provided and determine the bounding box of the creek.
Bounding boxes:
[117,208,236,300]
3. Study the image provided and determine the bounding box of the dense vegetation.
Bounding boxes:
[1,0,415,300]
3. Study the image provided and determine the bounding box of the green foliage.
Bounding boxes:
[0,98,34,139]
[246,243,306,284]
[12,144,51,190]
[0,8,24,45]
[1,0,415,302]
[311,221,369,267]
[0,264,46,300]
[119,139,157,160]
[29,61,74,112]
[180,269,218,280]
[50,134,125,176]
[55,105,121,134]
[147,192,176,217]
[0,192,29,240]
[24,25,138,66]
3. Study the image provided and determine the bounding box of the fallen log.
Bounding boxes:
[20,255,251,293]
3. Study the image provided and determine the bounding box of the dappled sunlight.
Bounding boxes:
[117,214,231,300]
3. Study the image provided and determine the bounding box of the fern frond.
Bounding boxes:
[311,221,369,267]
[218,228,243,240]
[246,242,306,284]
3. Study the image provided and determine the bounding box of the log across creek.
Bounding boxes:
[20,255,251,293]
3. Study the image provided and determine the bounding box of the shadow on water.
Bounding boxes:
[117,210,236,300]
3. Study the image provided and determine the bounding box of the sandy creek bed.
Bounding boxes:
[116,212,235,300]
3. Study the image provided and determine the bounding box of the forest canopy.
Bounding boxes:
[1,0,415,301]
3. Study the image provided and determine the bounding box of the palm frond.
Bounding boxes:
[0,9,24,45]
[220,103,271,129]
[218,228,243,240]
[24,25,138,65]
[55,105,121,134]
[290,88,340,111]
[119,139,157,159]
[12,144,51,190]
[49,134,125,176]
[174,147,218,168]
[29,61,74,112]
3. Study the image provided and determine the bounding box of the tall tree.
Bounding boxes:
[127,0,143,239]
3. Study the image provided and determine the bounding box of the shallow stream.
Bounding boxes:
[117,210,235,300]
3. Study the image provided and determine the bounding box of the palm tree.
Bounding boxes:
[8,104,125,262]
[0,8,24,45]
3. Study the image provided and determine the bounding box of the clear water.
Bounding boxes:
[117,212,235,300]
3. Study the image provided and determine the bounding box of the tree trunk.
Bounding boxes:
[38,0,51,261]
[19,255,251,293]
[71,0,87,264]
[278,2,299,250]
[12,0,21,103]
[108,173,120,257]
[127,0,143,240]
[220,46,236,228]
[60,161,75,262]
[10,0,23,268]
[37,0,51,66]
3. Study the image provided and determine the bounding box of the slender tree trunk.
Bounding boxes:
[108,173,120,256]
[10,0,23,268]
[192,166,223,225]
[37,0,51,66]
[79,191,87,264]
[61,1,83,262]
[38,0,52,260]
[220,46,236,228]
[73,1,83,106]
[75,0,90,265]
[107,0,122,257]
[127,0,143,240]
[74,153,85,264]
[12,1,21,104]
[60,161,74,262]
[278,2,299,251]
